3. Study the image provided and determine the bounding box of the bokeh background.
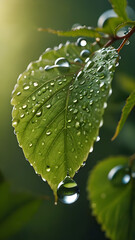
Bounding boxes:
[0,0,135,239]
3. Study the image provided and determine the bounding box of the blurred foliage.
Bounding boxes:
[87,156,135,240]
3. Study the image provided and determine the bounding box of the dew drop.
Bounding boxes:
[36,110,42,117]
[125,40,130,45]
[32,95,36,101]
[23,85,30,90]
[89,100,93,105]
[55,57,70,72]
[108,165,131,186]
[81,161,86,167]
[17,91,21,96]
[103,102,107,108]
[80,49,91,58]
[85,60,94,69]
[46,166,51,172]
[89,146,93,153]
[115,62,119,67]
[22,104,27,109]
[109,88,112,96]
[12,119,19,127]
[100,119,103,127]
[76,37,87,47]
[42,177,46,182]
[57,176,80,204]
[44,65,53,71]
[46,130,51,136]
[20,113,25,119]
[97,65,104,72]
[46,104,52,109]
[77,71,84,79]
[73,109,78,114]
[33,82,38,87]
[96,136,100,142]
[75,122,80,129]
[100,82,104,88]
[74,58,83,63]
[73,99,78,103]
[108,65,114,71]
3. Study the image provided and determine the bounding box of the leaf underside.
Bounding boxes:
[11,42,118,196]
[87,156,135,240]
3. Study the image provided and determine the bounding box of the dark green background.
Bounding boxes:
[0,0,135,239]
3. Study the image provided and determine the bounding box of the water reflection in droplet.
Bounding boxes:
[57,176,80,204]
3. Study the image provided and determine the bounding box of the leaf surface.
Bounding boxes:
[112,90,135,140]
[11,42,118,196]
[38,26,102,38]
[109,0,129,20]
[87,156,135,240]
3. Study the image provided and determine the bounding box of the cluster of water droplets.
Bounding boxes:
[57,176,80,204]
[12,41,120,204]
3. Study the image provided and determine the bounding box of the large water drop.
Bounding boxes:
[108,165,131,186]
[57,176,80,204]
[76,37,87,47]
[55,57,70,72]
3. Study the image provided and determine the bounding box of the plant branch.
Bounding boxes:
[104,26,135,51]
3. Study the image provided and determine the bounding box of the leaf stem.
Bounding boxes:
[104,26,135,51]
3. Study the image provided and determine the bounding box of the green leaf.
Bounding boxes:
[11,42,118,197]
[87,156,135,240]
[96,17,125,35]
[112,90,135,140]
[109,0,129,20]
[115,21,135,35]
[0,182,41,239]
[38,26,103,38]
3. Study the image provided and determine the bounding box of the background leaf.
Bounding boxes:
[0,182,41,239]
[116,73,135,93]
[38,26,103,38]
[96,17,125,35]
[112,90,135,140]
[109,0,129,20]
[11,43,118,197]
[87,156,135,240]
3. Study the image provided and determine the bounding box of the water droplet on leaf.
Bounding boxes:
[46,104,52,109]
[33,82,38,87]
[23,85,30,90]
[55,57,70,72]
[12,119,19,127]
[57,176,80,204]
[36,110,42,117]
[17,91,21,96]
[80,49,91,58]
[22,104,27,109]
[76,37,87,47]
[46,166,51,172]
[74,58,83,63]
[108,165,131,186]
[46,130,52,136]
